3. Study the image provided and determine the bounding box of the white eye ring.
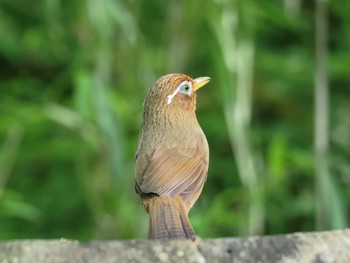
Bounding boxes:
[167,81,192,105]
[179,81,192,95]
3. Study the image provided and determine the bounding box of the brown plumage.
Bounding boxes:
[135,73,210,240]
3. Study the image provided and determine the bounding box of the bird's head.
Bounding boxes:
[144,73,210,112]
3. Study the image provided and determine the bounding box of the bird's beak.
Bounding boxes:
[193,77,210,91]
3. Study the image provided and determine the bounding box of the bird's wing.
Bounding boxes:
[135,145,208,207]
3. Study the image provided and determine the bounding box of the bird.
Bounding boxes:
[135,73,210,240]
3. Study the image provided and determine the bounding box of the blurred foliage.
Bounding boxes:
[0,0,349,240]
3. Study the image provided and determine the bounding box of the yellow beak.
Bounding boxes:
[193,76,210,91]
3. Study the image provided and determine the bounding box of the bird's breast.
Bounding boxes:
[139,107,208,158]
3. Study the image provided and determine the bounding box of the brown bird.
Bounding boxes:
[135,73,210,240]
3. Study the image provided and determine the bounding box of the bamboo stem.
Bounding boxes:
[212,0,262,235]
[314,0,330,229]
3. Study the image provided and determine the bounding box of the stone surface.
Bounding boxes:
[0,230,349,262]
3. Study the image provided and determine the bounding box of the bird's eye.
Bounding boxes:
[178,81,192,96]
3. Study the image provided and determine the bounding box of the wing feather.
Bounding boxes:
[136,145,208,207]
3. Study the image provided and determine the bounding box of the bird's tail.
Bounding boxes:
[143,195,196,240]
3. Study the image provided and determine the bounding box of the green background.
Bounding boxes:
[1,0,349,240]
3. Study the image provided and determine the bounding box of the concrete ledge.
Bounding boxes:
[1,229,349,263]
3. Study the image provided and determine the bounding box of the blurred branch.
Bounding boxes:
[314,0,347,229]
[234,36,264,234]
[44,103,99,148]
[211,0,263,235]
[283,0,301,19]
[0,123,23,198]
[85,0,128,186]
[69,0,140,238]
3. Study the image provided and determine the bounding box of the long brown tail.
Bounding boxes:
[143,195,196,240]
